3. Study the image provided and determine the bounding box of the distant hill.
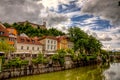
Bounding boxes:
[2,22,65,37]
[17,21,46,29]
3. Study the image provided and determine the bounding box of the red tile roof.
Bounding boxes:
[57,36,67,41]
[39,36,57,40]
[17,36,43,45]
[0,23,9,37]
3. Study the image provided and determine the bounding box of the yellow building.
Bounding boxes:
[57,36,68,50]
[57,36,74,50]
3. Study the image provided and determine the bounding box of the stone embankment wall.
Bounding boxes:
[0,57,98,80]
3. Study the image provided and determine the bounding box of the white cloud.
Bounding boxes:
[83,27,120,50]
[81,0,120,26]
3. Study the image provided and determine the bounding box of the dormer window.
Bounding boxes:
[27,39,30,42]
[32,40,35,43]
[0,31,4,35]
[21,38,24,42]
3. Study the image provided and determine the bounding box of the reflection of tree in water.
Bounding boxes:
[62,63,110,80]
[11,63,111,80]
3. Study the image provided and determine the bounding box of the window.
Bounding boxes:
[54,41,56,44]
[0,31,4,35]
[51,41,53,44]
[21,39,24,42]
[21,46,24,50]
[37,47,39,50]
[48,40,50,43]
[51,45,53,50]
[32,47,34,50]
[32,40,35,43]
[27,39,30,42]
[54,46,56,49]
[27,46,29,50]
[47,45,49,49]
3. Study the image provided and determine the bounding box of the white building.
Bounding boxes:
[14,35,43,59]
[39,36,57,55]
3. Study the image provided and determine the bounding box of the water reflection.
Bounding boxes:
[12,63,120,80]
[103,63,120,80]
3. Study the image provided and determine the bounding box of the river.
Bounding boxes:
[11,62,120,80]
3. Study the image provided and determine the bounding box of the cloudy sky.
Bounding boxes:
[0,0,120,50]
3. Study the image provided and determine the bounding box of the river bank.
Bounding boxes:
[0,60,98,80]
[12,62,119,80]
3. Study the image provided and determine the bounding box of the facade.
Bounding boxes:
[57,36,68,50]
[67,40,74,49]
[39,36,57,55]
[0,23,9,42]
[14,35,43,58]
[57,36,74,50]
[0,22,74,57]
[6,28,17,46]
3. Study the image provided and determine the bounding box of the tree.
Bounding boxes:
[11,22,65,37]
[68,27,89,53]
[0,41,15,56]
[3,22,11,28]
[68,27,102,55]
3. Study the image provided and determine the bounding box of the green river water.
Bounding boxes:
[11,62,120,80]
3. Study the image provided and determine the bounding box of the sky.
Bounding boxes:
[0,0,120,51]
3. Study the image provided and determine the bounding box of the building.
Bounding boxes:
[57,36,68,50]
[57,36,74,50]
[0,23,9,42]
[67,40,74,49]
[18,21,46,29]
[39,36,57,55]
[6,28,17,46]
[14,34,43,59]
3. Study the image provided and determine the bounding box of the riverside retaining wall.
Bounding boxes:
[0,59,98,80]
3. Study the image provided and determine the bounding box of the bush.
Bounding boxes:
[4,58,29,69]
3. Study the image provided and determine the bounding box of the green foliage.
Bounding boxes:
[57,49,67,58]
[100,49,109,62]
[51,54,59,62]
[4,58,29,69]
[0,41,15,54]
[48,28,65,36]
[68,27,102,55]
[51,49,67,66]
[3,22,65,37]
[57,49,66,66]
[3,23,11,28]
[32,53,48,64]
[0,56,5,64]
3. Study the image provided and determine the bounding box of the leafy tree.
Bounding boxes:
[68,27,102,55]
[10,22,65,37]
[32,53,48,65]
[4,57,28,69]
[3,22,11,28]
[0,41,15,55]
